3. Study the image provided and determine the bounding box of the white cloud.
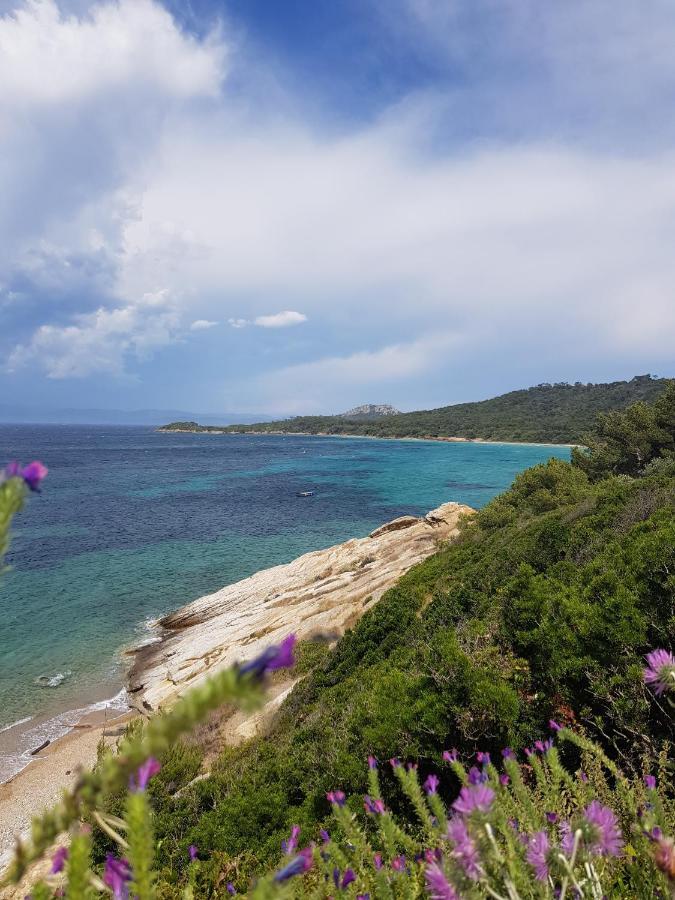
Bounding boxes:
[228,318,249,329]
[190,319,219,331]
[254,310,307,328]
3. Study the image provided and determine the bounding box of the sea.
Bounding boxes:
[0,425,570,782]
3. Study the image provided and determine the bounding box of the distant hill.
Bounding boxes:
[160,375,673,444]
[339,403,400,419]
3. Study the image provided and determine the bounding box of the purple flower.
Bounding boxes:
[356,895,370,900]
[560,821,575,857]
[103,855,132,900]
[340,869,356,889]
[467,766,488,785]
[424,774,440,795]
[188,845,198,861]
[239,634,296,680]
[476,751,491,766]
[364,796,385,815]
[524,747,534,758]
[526,831,550,881]
[50,847,68,874]
[367,755,378,769]
[129,756,161,792]
[549,719,562,732]
[546,812,559,824]
[584,801,623,857]
[425,862,459,900]
[326,790,346,806]
[579,771,588,783]
[499,774,510,786]
[501,748,515,759]
[645,775,657,790]
[442,749,458,763]
[452,784,495,815]
[319,829,330,843]
[226,884,236,895]
[644,649,675,695]
[391,855,406,872]
[3,460,48,492]
[534,738,553,754]
[373,852,383,870]
[447,817,481,880]
[273,847,313,882]
[389,757,401,769]
[281,825,300,854]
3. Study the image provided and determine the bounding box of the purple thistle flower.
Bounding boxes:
[546,812,559,824]
[320,829,330,843]
[644,649,675,696]
[447,817,481,880]
[501,747,515,759]
[4,460,48,492]
[524,747,534,758]
[442,749,458,763]
[534,738,553,754]
[467,766,488,785]
[129,756,161,792]
[560,821,575,857]
[103,855,132,900]
[584,800,623,857]
[356,895,370,900]
[499,774,510,786]
[645,775,657,790]
[526,831,550,881]
[188,845,198,861]
[389,757,401,769]
[340,869,356,889]
[273,847,313,882]
[367,755,378,769]
[476,751,491,766]
[373,852,383,870]
[407,762,418,772]
[452,784,495,815]
[424,774,440,795]
[579,771,588,783]
[549,719,562,732]
[364,796,385,815]
[425,862,459,900]
[391,855,406,872]
[239,634,296,680]
[281,825,300,854]
[226,884,236,895]
[326,790,346,807]
[50,847,68,874]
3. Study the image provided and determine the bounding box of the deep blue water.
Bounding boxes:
[0,425,569,746]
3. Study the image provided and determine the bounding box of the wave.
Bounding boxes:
[0,688,129,784]
[0,716,33,735]
[34,670,72,688]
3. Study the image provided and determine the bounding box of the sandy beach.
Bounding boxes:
[0,707,135,885]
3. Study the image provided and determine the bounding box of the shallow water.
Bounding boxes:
[0,425,569,777]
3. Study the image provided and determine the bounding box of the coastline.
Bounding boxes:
[157,428,578,449]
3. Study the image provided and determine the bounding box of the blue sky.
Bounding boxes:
[1,0,674,418]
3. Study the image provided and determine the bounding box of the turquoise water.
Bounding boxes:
[0,426,569,777]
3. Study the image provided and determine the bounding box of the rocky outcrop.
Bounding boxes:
[126,502,473,712]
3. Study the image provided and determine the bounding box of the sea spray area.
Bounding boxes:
[0,425,568,781]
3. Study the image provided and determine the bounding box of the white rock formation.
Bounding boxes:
[126,501,472,711]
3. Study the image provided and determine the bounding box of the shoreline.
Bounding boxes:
[157,428,578,449]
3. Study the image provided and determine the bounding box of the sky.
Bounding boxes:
[1,0,675,418]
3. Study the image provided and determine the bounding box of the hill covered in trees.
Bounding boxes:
[161,375,671,444]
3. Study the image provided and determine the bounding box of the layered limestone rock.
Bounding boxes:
[126,501,472,712]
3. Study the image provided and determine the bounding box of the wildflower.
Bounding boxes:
[476,751,490,766]
[654,837,675,880]
[129,756,161,792]
[501,747,515,759]
[281,825,300,854]
[326,790,346,807]
[425,862,459,900]
[549,719,562,732]
[579,771,588,783]
[226,884,236,895]
[356,895,370,900]
[373,853,383,870]
[407,762,418,772]
[239,634,296,680]
[645,775,657,790]
[333,868,355,889]
[364,796,385,815]
[584,800,623,856]
[188,845,198,861]
[273,848,313,882]
[499,774,510,786]
[467,766,488,785]
[103,855,132,900]
[524,747,534,758]
[4,460,48,492]
[390,757,401,768]
[447,817,481,880]
[319,829,330,843]
[50,847,68,874]
[534,739,553,754]
[442,749,458,763]
[452,784,495,815]
[644,649,675,695]
[526,831,550,881]
[367,755,378,769]
[424,774,440,795]
[391,855,406,872]
[546,812,558,824]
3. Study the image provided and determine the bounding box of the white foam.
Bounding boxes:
[0,716,32,735]
[0,689,129,784]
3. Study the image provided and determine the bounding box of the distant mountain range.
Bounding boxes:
[160,375,673,444]
[0,406,273,426]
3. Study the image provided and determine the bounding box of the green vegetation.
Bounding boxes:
[161,375,672,443]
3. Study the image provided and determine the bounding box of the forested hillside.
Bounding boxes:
[136,384,675,892]
[162,375,671,443]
